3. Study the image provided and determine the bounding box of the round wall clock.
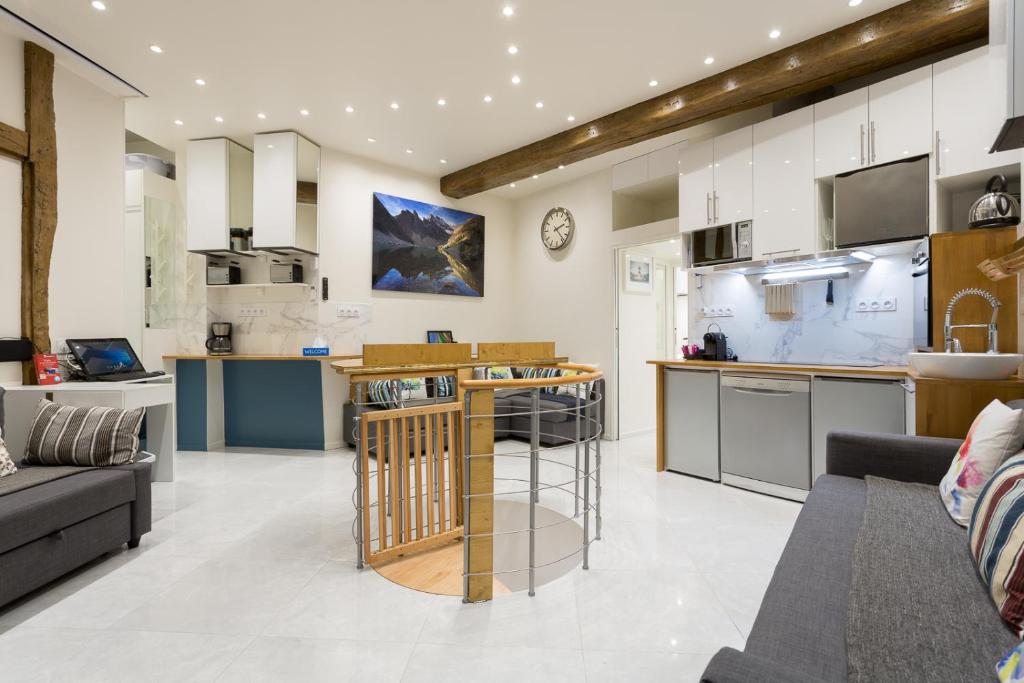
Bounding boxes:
[541,206,575,251]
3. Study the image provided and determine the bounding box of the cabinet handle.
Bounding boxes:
[706,192,712,225]
[860,124,866,166]
[934,130,941,176]
[713,192,720,222]
[869,120,876,163]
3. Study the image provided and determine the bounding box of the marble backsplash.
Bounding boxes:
[688,254,918,366]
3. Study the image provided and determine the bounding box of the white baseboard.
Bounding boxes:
[618,427,655,439]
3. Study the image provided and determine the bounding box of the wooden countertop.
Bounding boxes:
[647,359,909,378]
[335,356,570,377]
[164,354,362,362]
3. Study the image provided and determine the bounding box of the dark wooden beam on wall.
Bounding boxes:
[441,0,988,198]
[21,41,58,383]
[0,121,28,161]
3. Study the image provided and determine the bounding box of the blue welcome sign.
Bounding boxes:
[302,347,330,357]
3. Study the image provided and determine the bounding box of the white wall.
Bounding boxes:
[510,170,682,439]
[0,30,127,383]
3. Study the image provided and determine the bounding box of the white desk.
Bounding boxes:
[2,377,176,482]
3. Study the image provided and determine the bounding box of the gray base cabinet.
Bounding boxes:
[664,368,720,480]
[811,377,906,481]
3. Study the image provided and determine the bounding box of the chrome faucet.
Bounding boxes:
[944,288,1001,354]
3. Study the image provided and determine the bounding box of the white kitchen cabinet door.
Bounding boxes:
[813,88,868,179]
[612,155,649,190]
[934,46,1018,178]
[753,107,816,259]
[868,65,932,166]
[648,143,681,179]
[713,126,753,223]
[678,138,715,232]
[186,138,230,252]
[253,132,299,250]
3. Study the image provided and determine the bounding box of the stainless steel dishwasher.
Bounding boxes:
[720,374,811,501]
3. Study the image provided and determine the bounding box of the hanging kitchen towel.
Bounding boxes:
[765,283,795,316]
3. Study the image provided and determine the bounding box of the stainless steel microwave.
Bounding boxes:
[689,220,753,267]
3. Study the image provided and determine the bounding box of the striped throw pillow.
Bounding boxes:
[24,399,145,467]
[969,453,1024,635]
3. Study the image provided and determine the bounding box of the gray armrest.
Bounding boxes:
[701,648,823,683]
[111,461,152,543]
[825,430,959,486]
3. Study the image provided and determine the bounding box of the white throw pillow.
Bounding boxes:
[0,436,17,478]
[940,399,1024,526]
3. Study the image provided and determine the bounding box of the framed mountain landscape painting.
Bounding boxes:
[372,192,485,297]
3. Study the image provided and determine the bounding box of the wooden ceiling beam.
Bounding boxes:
[0,121,28,161]
[440,0,989,198]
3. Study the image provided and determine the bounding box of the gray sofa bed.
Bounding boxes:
[701,430,1016,683]
[0,388,152,609]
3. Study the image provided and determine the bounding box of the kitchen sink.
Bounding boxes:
[908,352,1023,380]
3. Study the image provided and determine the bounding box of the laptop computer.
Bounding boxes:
[66,338,165,382]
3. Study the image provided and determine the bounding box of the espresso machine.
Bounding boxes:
[206,322,233,356]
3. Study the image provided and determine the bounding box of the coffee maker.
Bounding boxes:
[206,322,233,356]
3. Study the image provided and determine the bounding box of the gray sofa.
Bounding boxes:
[701,430,1016,682]
[0,388,152,609]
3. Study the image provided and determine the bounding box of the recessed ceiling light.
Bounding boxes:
[511,74,521,85]
[567,115,575,122]
[704,56,715,65]
[440,159,447,164]
[267,144,274,149]
[149,44,163,54]
[558,164,565,169]
[649,79,659,87]
[509,183,516,188]
[483,95,493,103]
[173,119,183,126]
[769,28,782,39]
[194,78,206,86]
[535,101,544,108]
[367,137,376,143]
[214,116,224,123]
[848,0,862,5]
[502,5,514,17]
[90,1,106,11]
[507,45,518,55]
[405,148,414,154]
[257,112,267,119]
[532,174,539,179]
[437,98,446,106]
[390,101,399,110]
[300,109,310,116]
[345,105,355,113]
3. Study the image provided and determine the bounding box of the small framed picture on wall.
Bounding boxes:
[624,254,653,294]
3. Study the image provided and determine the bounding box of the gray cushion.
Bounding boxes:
[0,468,136,554]
[744,475,865,683]
[507,394,581,424]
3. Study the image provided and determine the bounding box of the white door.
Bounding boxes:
[713,126,753,223]
[678,138,715,231]
[868,65,932,166]
[814,88,869,178]
[753,107,817,259]
[934,46,1018,178]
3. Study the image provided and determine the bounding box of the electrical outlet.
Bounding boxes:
[336,303,364,319]
[856,297,897,313]
[239,306,267,318]
[702,304,735,318]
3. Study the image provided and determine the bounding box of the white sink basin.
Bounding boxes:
[909,352,1023,380]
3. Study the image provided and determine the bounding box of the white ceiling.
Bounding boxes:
[2,0,905,198]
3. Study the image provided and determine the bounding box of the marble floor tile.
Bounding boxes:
[583,649,714,682]
[216,636,413,683]
[401,643,586,683]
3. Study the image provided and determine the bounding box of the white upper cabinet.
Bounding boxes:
[678,127,752,232]
[753,107,816,259]
[934,46,1017,178]
[678,138,714,231]
[867,65,932,166]
[186,138,253,253]
[713,126,753,224]
[253,131,320,254]
[648,143,681,179]
[813,66,931,178]
[814,89,869,179]
[611,155,649,191]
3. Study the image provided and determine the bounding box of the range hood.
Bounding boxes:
[712,248,875,276]
[992,0,1024,151]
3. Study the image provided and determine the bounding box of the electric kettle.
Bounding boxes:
[969,175,1021,229]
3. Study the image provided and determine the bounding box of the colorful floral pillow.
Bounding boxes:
[486,366,513,380]
[998,641,1024,682]
[941,399,1024,526]
[0,436,16,478]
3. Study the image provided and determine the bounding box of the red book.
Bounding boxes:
[33,353,62,385]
